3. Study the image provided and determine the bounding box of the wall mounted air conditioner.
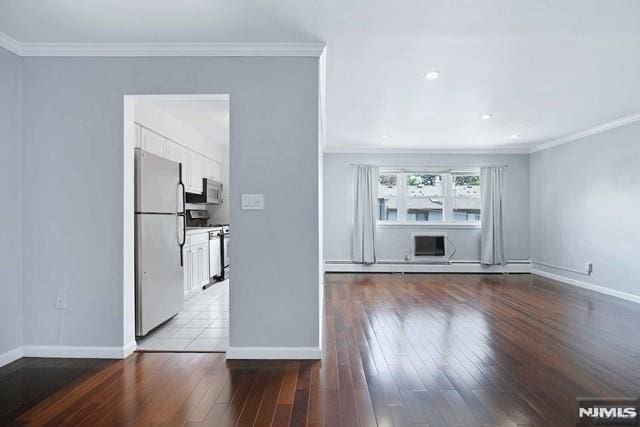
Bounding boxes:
[409,232,449,263]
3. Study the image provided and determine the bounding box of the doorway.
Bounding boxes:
[123,94,230,352]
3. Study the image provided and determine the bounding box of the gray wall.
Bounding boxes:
[21,57,320,349]
[324,152,530,262]
[530,121,640,297]
[0,47,22,355]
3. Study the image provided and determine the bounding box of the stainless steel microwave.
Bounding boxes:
[186,179,223,205]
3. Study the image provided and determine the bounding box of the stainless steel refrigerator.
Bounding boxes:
[135,148,186,336]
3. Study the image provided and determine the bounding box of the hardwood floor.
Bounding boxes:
[0,357,112,425]
[3,273,640,426]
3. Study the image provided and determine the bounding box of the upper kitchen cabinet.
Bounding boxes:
[189,152,204,194]
[204,158,222,182]
[135,123,223,193]
[166,141,190,188]
[139,127,167,158]
[134,99,227,196]
[188,152,222,193]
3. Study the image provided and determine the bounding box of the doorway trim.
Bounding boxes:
[123,94,230,355]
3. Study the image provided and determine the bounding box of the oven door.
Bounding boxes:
[209,234,222,278]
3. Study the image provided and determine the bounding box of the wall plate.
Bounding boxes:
[242,194,264,210]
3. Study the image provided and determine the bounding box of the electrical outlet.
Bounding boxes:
[584,262,593,275]
[55,293,67,310]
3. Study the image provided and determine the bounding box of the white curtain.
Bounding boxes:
[352,165,379,264]
[480,167,506,265]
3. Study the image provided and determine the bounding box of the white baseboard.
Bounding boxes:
[324,260,531,274]
[0,347,24,368]
[226,346,322,360]
[532,269,640,304]
[21,344,136,359]
[123,341,138,358]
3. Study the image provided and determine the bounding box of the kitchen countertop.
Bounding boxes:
[186,226,221,233]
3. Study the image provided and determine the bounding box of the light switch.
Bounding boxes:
[242,194,264,210]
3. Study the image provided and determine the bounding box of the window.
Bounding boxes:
[378,173,398,221]
[406,173,443,222]
[452,174,481,222]
[377,169,481,223]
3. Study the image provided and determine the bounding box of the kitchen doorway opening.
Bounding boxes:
[123,94,230,353]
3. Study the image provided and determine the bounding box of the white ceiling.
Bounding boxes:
[2,0,640,152]
[151,100,230,146]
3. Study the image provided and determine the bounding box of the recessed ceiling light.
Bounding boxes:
[381,135,389,139]
[480,114,492,120]
[510,134,520,139]
[424,71,440,80]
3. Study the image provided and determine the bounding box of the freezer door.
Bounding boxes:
[135,213,184,336]
[135,148,181,214]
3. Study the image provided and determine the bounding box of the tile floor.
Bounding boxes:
[136,279,229,352]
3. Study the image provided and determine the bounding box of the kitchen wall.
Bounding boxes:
[323,152,530,264]
[208,145,230,225]
[20,56,321,354]
[134,98,230,224]
[0,47,22,359]
[134,99,227,163]
[530,120,640,299]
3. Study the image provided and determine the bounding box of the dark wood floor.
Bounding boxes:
[3,273,640,426]
[0,357,113,425]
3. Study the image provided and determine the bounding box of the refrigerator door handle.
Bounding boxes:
[178,163,187,266]
[177,214,186,245]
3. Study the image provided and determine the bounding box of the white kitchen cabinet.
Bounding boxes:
[183,246,193,296]
[140,127,167,158]
[204,158,222,181]
[196,245,208,287]
[166,141,190,188]
[135,124,223,194]
[188,152,204,193]
[183,231,210,296]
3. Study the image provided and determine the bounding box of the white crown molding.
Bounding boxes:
[530,111,640,153]
[226,346,322,360]
[0,32,22,55]
[326,110,640,155]
[0,32,325,57]
[324,146,532,155]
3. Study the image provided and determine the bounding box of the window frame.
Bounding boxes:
[377,167,481,227]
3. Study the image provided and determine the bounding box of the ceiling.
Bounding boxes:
[2,0,640,152]
[151,100,230,146]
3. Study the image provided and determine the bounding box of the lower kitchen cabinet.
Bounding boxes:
[183,232,210,296]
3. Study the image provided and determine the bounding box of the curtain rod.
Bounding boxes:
[348,164,508,168]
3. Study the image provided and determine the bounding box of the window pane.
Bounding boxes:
[378,173,398,221]
[406,174,443,222]
[452,175,481,221]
